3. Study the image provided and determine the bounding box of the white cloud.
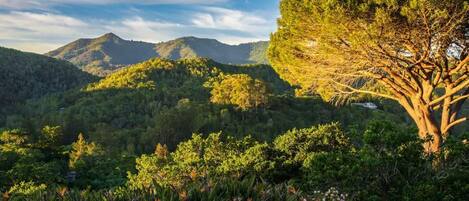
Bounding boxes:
[0,11,104,52]
[0,0,228,9]
[0,0,43,9]
[192,7,269,31]
[191,7,276,41]
[0,7,275,53]
[0,11,90,38]
[113,16,271,45]
[111,17,185,43]
[61,0,227,4]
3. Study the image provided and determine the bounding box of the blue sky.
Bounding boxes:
[0,0,279,53]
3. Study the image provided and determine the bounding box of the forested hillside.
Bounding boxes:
[154,37,269,64]
[46,33,269,76]
[0,47,97,124]
[1,56,426,200]
[3,58,408,154]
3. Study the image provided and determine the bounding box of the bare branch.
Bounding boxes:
[331,80,400,101]
[450,55,469,75]
[429,79,469,106]
[442,117,468,134]
[450,94,469,105]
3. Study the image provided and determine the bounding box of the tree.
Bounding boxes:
[269,0,469,153]
[40,126,62,148]
[210,74,270,110]
[69,133,100,169]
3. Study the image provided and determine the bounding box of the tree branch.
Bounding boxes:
[331,80,400,101]
[450,94,469,105]
[429,79,469,106]
[450,54,469,75]
[442,117,468,134]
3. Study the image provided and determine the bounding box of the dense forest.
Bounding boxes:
[0,47,97,125]
[1,54,467,201]
[3,57,413,153]
[0,0,468,200]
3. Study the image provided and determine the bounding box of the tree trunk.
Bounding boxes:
[408,101,443,154]
[417,126,442,154]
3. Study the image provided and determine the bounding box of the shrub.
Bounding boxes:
[6,181,47,200]
[274,123,351,164]
[301,121,431,200]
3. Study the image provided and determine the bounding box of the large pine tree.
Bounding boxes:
[269,0,469,153]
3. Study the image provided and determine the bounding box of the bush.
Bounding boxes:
[274,123,351,164]
[6,181,47,200]
[301,121,440,200]
[3,121,469,200]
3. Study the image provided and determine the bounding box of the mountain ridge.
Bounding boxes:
[46,33,269,76]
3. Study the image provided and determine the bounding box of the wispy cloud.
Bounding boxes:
[0,11,102,52]
[0,2,277,53]
[112,14,272,44]
[0,0,228,9]
[0,12,91,40]
[192,7,268,31]
[191,7,276,41]
[111,17,185,43]
[0,0,44,9]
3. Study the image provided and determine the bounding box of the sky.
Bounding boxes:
[0,0,279,53]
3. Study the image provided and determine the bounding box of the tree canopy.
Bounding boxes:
[210,74,270,110]
[269,0,469,153]
[0,47,96,107]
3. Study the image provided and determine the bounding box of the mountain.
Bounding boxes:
[46,33,269,75]
[154,36,269,64]
[0,46,97,107]
[45,33,157,76]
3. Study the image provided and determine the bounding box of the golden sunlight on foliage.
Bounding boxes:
[210,74,270,110]
[269,0,469,153]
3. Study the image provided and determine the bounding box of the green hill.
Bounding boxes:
[45,33,158,76]
[46,33,269,75]
[4,57,409,154]
[0,46,97,126]
[0,47,96,107]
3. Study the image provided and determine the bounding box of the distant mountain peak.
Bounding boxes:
[99,32,122,40]
[167,36,220,44]
[178,36,198,40]
[177,36,214,40]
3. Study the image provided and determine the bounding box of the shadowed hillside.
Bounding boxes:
[0,46,96,108]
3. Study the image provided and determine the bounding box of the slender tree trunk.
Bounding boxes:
[440,96,452,139]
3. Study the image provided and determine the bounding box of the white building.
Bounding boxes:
[351,102,378,110]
